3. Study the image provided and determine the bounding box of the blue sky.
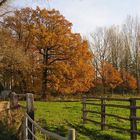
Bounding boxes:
[13,0,140,36]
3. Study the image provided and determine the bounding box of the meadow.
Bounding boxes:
[34,100,140,140]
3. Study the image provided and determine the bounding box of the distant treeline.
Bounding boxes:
[90,16,140,94]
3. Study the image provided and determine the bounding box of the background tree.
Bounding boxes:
[0,27,32,92]
[91,28,110,91]
[100,61,122,94]
[120,69,137,93]
[91,16,140,94]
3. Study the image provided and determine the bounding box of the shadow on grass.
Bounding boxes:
[0,121,18,140]
[66,121,125,140]
[37,118,67,136]
[37,118,126,140]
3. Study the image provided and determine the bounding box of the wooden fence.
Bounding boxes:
[8,92,75,140]
[82,96,140,140]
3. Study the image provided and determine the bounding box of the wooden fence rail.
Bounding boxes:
[9,92,75,140]
[82,96,140,140]
[24,113,75,140]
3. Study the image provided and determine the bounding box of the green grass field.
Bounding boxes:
[34,100,140,140]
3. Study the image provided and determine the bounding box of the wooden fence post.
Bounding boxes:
[10,92,18,108]
[82,95,87,124]
[26,93,34,140]
[101,98,106,130]
[22,115,27,140]
[130,98,137,140]
[68,129,75,140]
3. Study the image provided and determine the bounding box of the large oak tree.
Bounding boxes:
[3,7,94,97]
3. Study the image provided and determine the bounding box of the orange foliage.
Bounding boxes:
[51,38,95,94]
[4,7,95,95]
[100,61,122,89]
[120,69,137,90]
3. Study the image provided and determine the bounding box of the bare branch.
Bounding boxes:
[0,0,7,7]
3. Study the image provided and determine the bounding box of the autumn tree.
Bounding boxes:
[100,61,122,94]
[32,7,94,97]
[120,69,137,93]
[3,7,94,98]
[0,27,32,92]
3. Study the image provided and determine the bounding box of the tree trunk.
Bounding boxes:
[103,84,106,94]
[41,67,48,99]
[21,79,27,93]
[111,87,113,95]
[102,79,106,94]
[41,49,49,99]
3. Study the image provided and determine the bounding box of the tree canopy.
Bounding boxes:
[1,7,94,97]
